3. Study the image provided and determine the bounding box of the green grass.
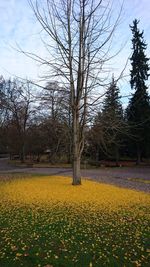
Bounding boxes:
[1,206,150,267]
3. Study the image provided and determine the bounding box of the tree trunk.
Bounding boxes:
[115,146,119,167]
[72,156,81,185]
[136,144,141,165]
[72,110,81,185]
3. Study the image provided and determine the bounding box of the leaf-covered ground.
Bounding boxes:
[0,176,150,267]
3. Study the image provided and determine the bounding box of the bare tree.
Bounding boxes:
[0,76,8,127]
[1,79,35,162]
[27,0,122,184]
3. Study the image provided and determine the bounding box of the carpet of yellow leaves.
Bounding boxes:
[0,176,149,209]
[0,176,149,267]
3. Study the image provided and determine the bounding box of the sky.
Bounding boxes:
[0,0,150,101]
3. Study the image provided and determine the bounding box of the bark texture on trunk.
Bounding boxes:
[72,110,82,185]
[72,157,81,185]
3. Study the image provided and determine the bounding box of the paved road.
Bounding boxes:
[0,158,15,171]
[0,159,150,193]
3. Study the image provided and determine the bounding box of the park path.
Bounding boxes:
[0,159,150,193]
[0,158,15,171]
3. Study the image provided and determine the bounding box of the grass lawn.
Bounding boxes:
[0,175,149,267]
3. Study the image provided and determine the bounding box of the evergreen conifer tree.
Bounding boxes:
[102,76,124,164]
[103,76,123,118]
[127,19,150,164]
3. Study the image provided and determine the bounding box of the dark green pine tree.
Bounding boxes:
[127,19,150,164]
[102,76,124,165]
[103,76,123,118]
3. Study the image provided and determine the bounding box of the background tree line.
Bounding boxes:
[0,16,150,169]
